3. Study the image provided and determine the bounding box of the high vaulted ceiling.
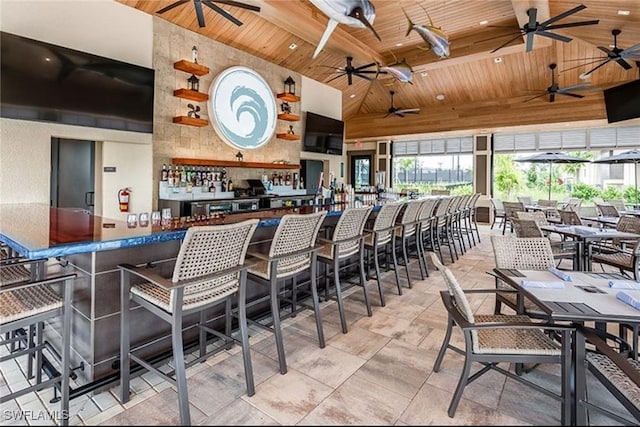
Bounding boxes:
[118,0,640,141]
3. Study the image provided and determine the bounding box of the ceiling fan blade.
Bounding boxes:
[544,20,599,30]
[523,92,549,103]
[383,112,393,118]
[395,112,406,118]
[560,92,584,99]
[525,32,535,52]
[539,4,586,27]
[558,82,592,92]
[491,33,525,53]
[355,62,377,71]
[550,93,555,103]
[156,0,189,14]
[527,8,537,29]
[354,73,373,82]
[615,57,633,70]
[194,0,206,27]
[325,73,345,84]
[580,58,613,78]
[397,108,420,114]
[355,69,381,74]
[622,43,640,58]
[535,31,572,43]
[598,46,614,56]
[203,0,243,26]
[348,73,353,85]
[212,0,260,12]
[561,58,608,73]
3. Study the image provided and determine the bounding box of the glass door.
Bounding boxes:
[351,154,372,190]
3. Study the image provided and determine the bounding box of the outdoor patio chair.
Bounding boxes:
[596,203,620,217]
[575,325,640,425]
[490,198,506,230]
[490,235,556,316]
[517,196,533,206]
[429,252,572,422]
[501,201,525,235]
[510,218,579,270]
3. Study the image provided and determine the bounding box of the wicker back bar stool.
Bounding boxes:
[246,211,327,375]
[415,198,439,279]
[317,206,373,333]
[394,200,425,290]
[432,196,457,263]
[1,266,76,426]
[118,219,259,426]
[363,201,404,306]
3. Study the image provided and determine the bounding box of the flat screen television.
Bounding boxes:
[303,111,344,155]
[604,79,640,124]
[0,31,155,133]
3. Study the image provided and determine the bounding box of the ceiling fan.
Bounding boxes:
[563,29,640,79]
[491,4,599,53]
[322,56,382,86]
[156,0,260,28]
[524,63,595,103]
[385,90,420,118]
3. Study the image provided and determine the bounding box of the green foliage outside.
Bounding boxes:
[570,183,601,201]
[600,186,624,201]
[494,154,523,201]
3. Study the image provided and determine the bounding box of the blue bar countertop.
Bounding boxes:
[0,203,381,259]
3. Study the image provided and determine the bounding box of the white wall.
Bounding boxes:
[300,76,344,187]
[0,0,154,219]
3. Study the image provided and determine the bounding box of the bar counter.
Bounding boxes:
[0,202,381,385]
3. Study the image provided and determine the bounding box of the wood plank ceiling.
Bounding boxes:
[118,0,640,141]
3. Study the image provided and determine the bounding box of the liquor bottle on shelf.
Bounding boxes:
[278,173,284,186]
[167,165,174,187]
[161,164,168,181]
[180,166,187,186]
[299,177,304,190]
[221,179,227,192]
[285,172,291,186]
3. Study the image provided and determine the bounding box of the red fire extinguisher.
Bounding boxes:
[118,188,131,212]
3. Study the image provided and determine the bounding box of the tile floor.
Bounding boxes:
[1,224,634,425]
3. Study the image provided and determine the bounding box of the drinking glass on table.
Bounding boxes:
[138,212,149,227]
[151,211,161,225]
[126,213,137,228]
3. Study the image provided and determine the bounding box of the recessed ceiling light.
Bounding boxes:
[349,94,356,98]
[44,57,51,61]
[618,10,630,16]
[396,42,403,47]
[420,71,428,77]
[479,20,489,25]
[435,94,445,100]
[494,57,503,63]
[288,43,297,50]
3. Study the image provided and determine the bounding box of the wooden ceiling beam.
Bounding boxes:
[257,0,385,64]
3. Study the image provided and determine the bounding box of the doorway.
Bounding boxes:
[350,153,373,190]
[50,138,95,213]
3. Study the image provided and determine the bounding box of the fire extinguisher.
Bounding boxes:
[118,188,131,212]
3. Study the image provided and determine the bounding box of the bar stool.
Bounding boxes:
[246,211,327,375]
[394,200,425,290]
[118,219,259,426]
[363,201,404,306]
[1,264,76,427]
[316,206,373,333]
[416,198,439,279]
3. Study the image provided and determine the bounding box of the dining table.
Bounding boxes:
[540,224,640,271]
[493,267,640,425]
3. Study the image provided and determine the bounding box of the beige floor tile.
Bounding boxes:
[288,343,366,388]
[354,339,437,399]
[327,326,391,359]
[300,374,411,425]
[198,398,280,425]
[242,369,334,425]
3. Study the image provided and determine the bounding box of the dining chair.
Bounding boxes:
[246,211,327,375]
[517,196,533,206]
[490,198,506,230]
[490,235,556,316]
[575,325,640,425]
[429,252,572,423]
[510,218,579,270]
[502,201,525,235]
[317,206,373,333]
[596,203,620,218]
[118,219,259,426]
